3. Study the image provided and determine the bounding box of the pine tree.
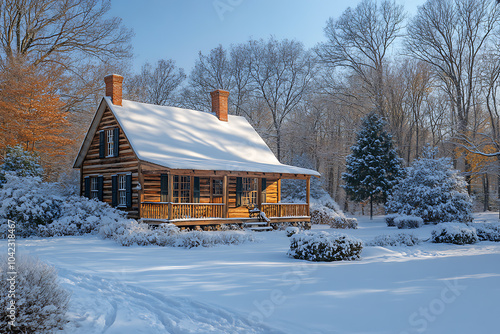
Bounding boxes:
[342,112,403,219]
[0,145,43,186]
[386,146,473,223]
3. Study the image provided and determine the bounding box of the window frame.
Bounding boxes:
[173,175,191,203]
[90,177,99,199]
[241,177,258,207]
[118,174,127,207]
[212,178,223,197]
[106,128,114,157]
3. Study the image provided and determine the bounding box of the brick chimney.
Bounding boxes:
[104,74,124,106]
[210,89,229,122]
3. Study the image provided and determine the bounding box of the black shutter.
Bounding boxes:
[262,178,267,203]
[97,176,104,201]
[236,177,243,207]
[126,173,132,208]
[84,176,90,198]
[99,130,105,158]
[193,177,200,203]
[111,175,118,207]
[113,127,119,157]
[160,174,168,202]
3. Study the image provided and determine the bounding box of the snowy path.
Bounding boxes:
[5,213,500,333]
[57,268,282,334]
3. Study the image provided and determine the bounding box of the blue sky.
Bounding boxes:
[109,0,426,73]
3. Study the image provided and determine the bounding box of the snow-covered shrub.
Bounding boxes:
[386,147,473,224]
[385,213,398,227]
[473,222,500,242]
[394,215,423,229]
[286,226,300,237]
[368,233,421,247]
[431,223,478,245]
[330,217,358,229]
[0,174,63,237]
[0,145,43,186]
[310,203,345,225]
[39,196,126,237]
[100,219,254,248]
[287,231,362,262]
[0,255,70,333]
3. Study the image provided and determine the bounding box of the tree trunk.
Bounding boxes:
[483,174,489,212]
[370,195,373,220]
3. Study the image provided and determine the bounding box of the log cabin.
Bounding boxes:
[73,74,320,229]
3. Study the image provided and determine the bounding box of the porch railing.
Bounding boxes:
[261,203,309,218]
[141,202,225,220]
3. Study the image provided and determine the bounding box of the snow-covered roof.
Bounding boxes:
[75,97,320,177]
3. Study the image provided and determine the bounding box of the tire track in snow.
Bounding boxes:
[56,268,283,334]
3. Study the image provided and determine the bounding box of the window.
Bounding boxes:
[118,174,127,206]
[91,177,99,199]
[212,178,223,197]
[106,129,114,157]
[173,175,190,203]
[242,178,258,206]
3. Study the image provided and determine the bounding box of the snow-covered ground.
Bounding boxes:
[5,213,500,333]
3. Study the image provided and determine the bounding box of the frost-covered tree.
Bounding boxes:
[342,112,403,219]
[386,147,473,223]
[0,145,43,185]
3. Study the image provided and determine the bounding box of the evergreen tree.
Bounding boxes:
[386,146,473,223]
[342,112,403,219]
[0,145,43,186]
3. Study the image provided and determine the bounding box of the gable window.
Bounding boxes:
[99,128,119,158]
[173,175,190,203]
[241,177,258,207]
[118,174,127,206]
[106,129,114,157]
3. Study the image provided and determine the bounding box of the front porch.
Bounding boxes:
[140,202,310,226]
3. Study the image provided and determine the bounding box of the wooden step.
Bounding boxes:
[244,222,268,226]
[247,226,273,231]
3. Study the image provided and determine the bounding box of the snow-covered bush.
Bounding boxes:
[0,255,70,333]
[368,233,421,247]
[310,203,345,225]
[394,215,423,229]
[431,223,478,245]
[286,226,300,237]
[0,173,127,238]
[100,220,255,248]
[330,217,358,229]
[385,213,398,227]
[386,147,473,224]
[39,196,126,237]
[0,145,43,186]
[287,231,362,262]
[0,174,63,237]
[473,222,500,242]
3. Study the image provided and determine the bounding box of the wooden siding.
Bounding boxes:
[81,107,140,217]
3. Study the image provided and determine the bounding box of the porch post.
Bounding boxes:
[257,178,262,209]
[223,175,228,218]
[306,176,311,216]
[168,173,173,220]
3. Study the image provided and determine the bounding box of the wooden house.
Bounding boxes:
[73,74,320,229]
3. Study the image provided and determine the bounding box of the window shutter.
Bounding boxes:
[97,176,104,201]
[111,175,118,207]
[126,173,132,208]
[84,176,90,198]
[99,130,105,158]
[262,178,267,203]
[193,177,200,203]
[236,177,243,207]
[113,127,119,157]
[160,174,168,202]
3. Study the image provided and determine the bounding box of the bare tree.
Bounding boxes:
[316,0,405,117]
[248,38,316,161]
[0,0,133,66]
[126,59,186,106]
